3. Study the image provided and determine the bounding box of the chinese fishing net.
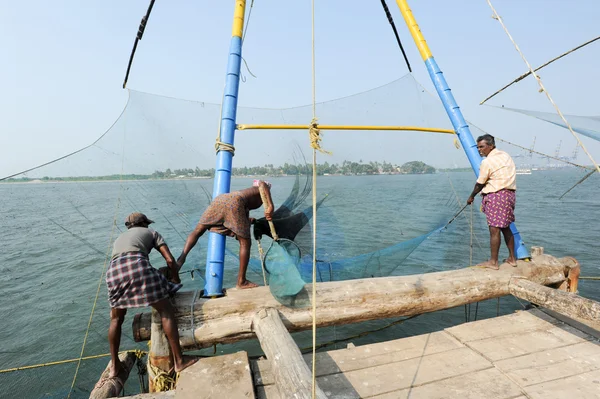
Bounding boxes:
[5,72,590,397]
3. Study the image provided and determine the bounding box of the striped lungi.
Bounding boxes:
[106,252,182,309]
[481,189,516,228]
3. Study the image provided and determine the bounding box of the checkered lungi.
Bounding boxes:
[106,252,182,309]
[481,189,516,228]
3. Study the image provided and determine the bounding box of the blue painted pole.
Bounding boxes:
[396,0,529,259]
[204,1,246,296]
[424,59,529,259]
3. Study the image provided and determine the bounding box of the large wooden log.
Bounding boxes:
[149,308,174,393]
[253,308,327,399]
[89,351,138,399]
[132,254,576,350]
[509,278,600,324]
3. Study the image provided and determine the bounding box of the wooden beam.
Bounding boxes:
[149,308,174,393]
[132,255,576,350]
[509,278,600,324]
[89,351,138,399]
[253,308,327,399]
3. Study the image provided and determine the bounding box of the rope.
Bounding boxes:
[494,135,591,170]
[0,350,146,374]
[580,276,600,281]
[147,362,178,392]
[480,35,600,105]
[486,0,600,175]
[190,290,200,345]
[310,1,318,397]
[214,140,235,155]
[256,239,268,286]
[67,110,130,398]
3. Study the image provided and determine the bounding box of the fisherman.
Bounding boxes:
[105,212,197,378]
[467,134,518,270]
[178,180,275,289]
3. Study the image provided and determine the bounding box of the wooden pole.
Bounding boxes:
[132,255,577,349]
[509,278,600,324]
[89,352,138,399]
[253,308,327,399]
[148,308,174,393]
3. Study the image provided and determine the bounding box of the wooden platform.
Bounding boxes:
[123,308,600,398]
[252,308,600,399]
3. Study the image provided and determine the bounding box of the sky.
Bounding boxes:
[1,0,599,177]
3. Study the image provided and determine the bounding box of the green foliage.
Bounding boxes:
[3,160,438,182]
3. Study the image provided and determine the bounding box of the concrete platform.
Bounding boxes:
[253,308,600,398]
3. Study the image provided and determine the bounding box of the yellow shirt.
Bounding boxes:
[476,148,516,194]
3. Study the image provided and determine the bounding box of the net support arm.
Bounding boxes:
[395,0,529,260]
[237,124,455,134]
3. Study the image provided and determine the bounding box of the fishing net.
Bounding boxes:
[497,106,600,143]
[5,71,585,396]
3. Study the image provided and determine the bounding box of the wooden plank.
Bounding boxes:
[495,341,600,387]
[445,308,560,342]
[253,331,464,386]
[174,351,254,399]
[133,255,575,350]
[122,392,176,399]
[464,324,590,362]
[311,347,492,398]
[524,369,600,399]
[253,308,327,399]
[370,368,523,399]
[509,278,600,324]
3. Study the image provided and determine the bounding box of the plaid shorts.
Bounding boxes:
[106,252,182,309]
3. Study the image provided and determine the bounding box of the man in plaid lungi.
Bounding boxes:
[105,212,197,379]
[467,134,518,270]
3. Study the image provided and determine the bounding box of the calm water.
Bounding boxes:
[0,170,598,398]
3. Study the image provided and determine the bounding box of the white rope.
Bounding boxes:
[311,1,318,398]
[486,0,600,174]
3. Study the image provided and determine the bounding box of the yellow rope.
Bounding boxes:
[215,140,235,155]
[486,0,600,174]
[309,118,332,155]
[67,120,127,399]
[0,350,146,374]
[147,362,178,392]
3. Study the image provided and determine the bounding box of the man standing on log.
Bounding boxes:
[105,212,197,379]
[178,180,274,289]
[467,134,518,270]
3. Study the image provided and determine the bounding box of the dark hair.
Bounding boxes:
[476,134,495,147]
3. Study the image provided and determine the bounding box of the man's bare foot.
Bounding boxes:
[174,355,199,373]
[476,260,499,270]
[237,279,259,289]
[109,359,122,378]
[503,258,518,267]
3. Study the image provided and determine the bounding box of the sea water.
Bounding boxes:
[0,170,598,398]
